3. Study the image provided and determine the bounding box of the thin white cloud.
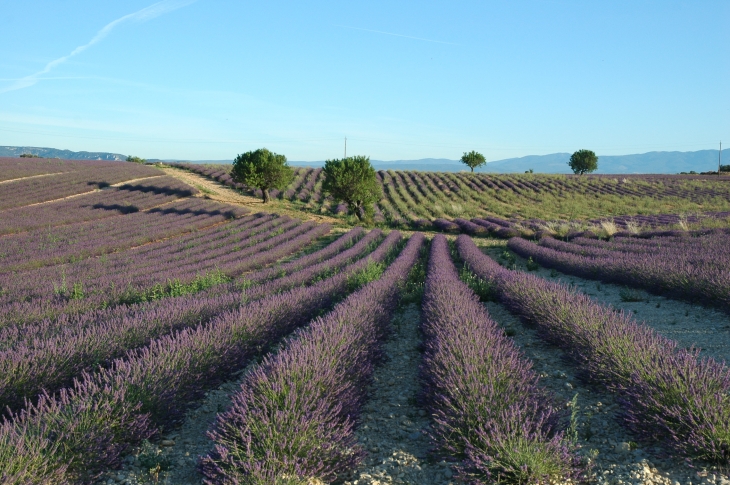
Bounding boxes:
[336,25,459,46]
[0,0,196,94]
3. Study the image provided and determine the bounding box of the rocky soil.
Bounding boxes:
[340,304,455,485]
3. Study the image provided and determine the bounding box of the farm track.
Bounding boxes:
[161,166,343,225]
[0,172,68,185]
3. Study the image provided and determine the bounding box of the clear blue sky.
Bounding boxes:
[1,0,728,161]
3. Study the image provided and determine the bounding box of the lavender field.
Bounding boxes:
[168,162,730,236]
[1,157,729,484]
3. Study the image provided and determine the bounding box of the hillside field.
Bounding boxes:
[1,157,729,485]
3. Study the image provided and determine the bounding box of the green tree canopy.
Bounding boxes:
[126,155,146,164]
[322,155,382,222]
[568,149,598,175]
[231,148,294,203]
[460,150,486,172]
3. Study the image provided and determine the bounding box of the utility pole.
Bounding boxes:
[344,137,347,158]
[720,141,722,176]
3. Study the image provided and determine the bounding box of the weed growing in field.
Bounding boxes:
[69,282,84,300]
[499,249,516,268]
[526,256,539,271]
[459,266,496,302]
[400,245,428,304]
[119,268,231,304]
[346,259,385,292]
[137,440,171,483]
[619,287,645,302]
[567,394,580,444]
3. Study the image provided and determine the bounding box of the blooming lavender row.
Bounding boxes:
[0,228,364,350]
[0,217,329,326]
[452,218,488,235]
[241,226,366,284]
[432,218,460,232]
[0,176,198,236]
[0,199,247,272]
[0,157,112,181]
[0,231,403,484]
[420,235,584,483]
[0,214,280,306]
[0,163,162,211]
[0,229,391,417]
[507,235,730,311]
[458,234,730,465]
[238,229,386,301]
[200,232,423,484]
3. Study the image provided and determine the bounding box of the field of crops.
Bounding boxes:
[1,157,730,485]
[168,162,730,235]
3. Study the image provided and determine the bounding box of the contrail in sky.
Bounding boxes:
[336,25,459,46]
[0,0,196,94]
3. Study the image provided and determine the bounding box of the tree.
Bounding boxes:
[126,155,146,164]
[568,149,598,175]
[231,148,294,203]
[322,155,382,222]
[460,150,486,172]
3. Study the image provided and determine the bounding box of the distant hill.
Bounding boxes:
[3,146,727,174]
[0,146,127,161]
[484,149,729,174]
[273,150,730,174]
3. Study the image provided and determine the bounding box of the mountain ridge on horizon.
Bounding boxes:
[1,145,726,174]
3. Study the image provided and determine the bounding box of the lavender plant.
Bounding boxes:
[200,233,425,484]
[420,235,585,484]
[457,234,730,465]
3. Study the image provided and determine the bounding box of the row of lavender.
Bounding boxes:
[0,157,155,183]
[0,198,247,272]
[443,213,730,240]
[201,232,423,483]
[0,162,162,211]
[458,235,730,465]
[0,228,391,421]
[0,213,331,326]
[168,161,730,236]
[419,236,585,483]
[0,176,198,236]
[506,231,730,312]
[0,229,405,484]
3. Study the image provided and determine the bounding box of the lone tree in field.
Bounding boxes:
[231,148,294,203]
[460,150,486,172]
[568,149,598,175]
[322,155,382,222]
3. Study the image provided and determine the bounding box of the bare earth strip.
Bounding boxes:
[0,172,70,185]
[161,166,342,225]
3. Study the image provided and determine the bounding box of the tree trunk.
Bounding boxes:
[263,188,270,203]
[353,203,364,221]
[471,167,474,172]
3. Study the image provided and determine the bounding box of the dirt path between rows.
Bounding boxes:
[0,172,68,185]
[161,166,342,225]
